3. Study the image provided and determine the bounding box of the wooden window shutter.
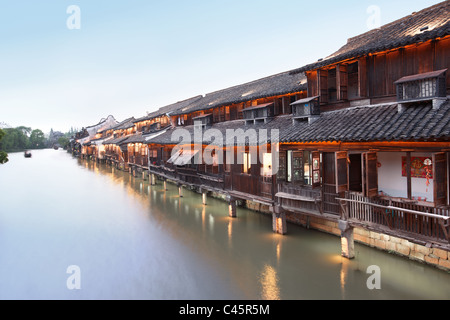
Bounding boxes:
[337,64,348,101]
[433,152,447,207]
[335,151,348,194]
[312,151,321,188]
[318,69,328,104]
[358,58,368,98]
[307,70,319,98]
[292,151,304,183]
[277,151,287,182]
[365,152,379,198]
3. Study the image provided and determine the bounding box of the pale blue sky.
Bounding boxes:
[0,0,443,133]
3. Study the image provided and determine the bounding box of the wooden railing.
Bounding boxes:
[129,154,148,167]
[276,183,322,214]
[275,183,340,216]
[339,192,450,243]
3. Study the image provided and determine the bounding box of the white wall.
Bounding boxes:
[378,152,434,202]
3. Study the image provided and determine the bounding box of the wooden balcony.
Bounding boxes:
[129,154,149,167]
[275,182,341,217]
[339,191,450,244]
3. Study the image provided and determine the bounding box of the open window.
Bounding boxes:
[278,150,321,187]
[312,151,321,188]
[277,151,287,182]
[258,152,273,178]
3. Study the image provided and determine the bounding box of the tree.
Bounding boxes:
[0,129,8,164]
[58,136,70,149]
[29,129,46,149]
[1,128,29,151]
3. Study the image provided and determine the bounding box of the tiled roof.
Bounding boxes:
[103,135,131,146]
[147,100,450,146]
[134,96,203,123]
[146,115,294,147]
[171,71,307,116]
[110,117,136,131]
[281,100,450,143]
[290,1,450,73]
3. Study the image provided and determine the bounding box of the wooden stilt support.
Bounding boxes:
[202,190,207,206]
[339,220,355,259]
[163,180,168,191]
[178,184,183,198]
[272,206,287,235]
[228,196,237,218]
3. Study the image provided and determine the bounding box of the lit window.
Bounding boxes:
[262,153,272,177]
[304,151,312,185]
[287,151,293,182]
[243,153,252,174]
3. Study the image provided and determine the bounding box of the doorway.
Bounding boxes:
[349,153,362,193]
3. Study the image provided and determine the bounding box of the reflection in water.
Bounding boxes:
[340,260,349,300]
[1,150,449,300]
[202,206,206,232]
[276,242,281,262]
[260,265,280,300]
[228,220,233,248]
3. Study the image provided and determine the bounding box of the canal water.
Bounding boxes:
[0,149,449,300]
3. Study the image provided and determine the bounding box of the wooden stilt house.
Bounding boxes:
[277,1,450,241]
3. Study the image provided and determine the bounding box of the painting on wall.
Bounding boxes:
[402,157,433,179]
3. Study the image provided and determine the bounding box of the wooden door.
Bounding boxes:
[433,152,447,207]
[335,151,348,194]
[364,152,378,198]
[348,154,363,192]
[323,152,339,215]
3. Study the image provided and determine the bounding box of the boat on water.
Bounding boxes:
[24,151,32,158]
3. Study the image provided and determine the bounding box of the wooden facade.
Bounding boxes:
[306,37,450,111]
[73,2,450,248]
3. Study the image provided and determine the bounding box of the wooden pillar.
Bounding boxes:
[228,197,237,218]
[339,220,355,259]
[272,206,287,235]
[406,151,412,200]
